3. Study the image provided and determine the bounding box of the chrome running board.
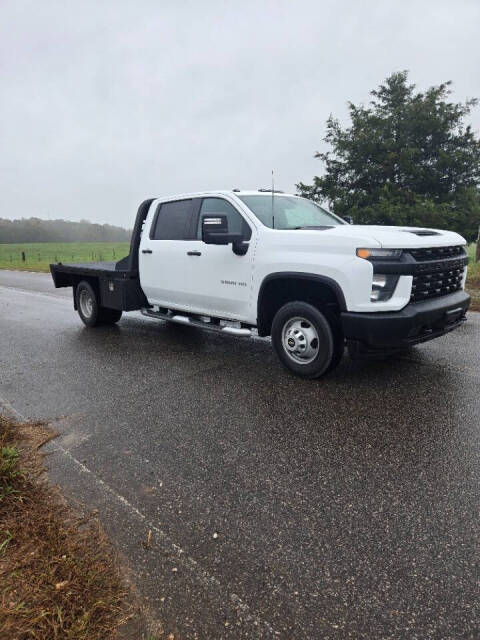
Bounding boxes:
[141,308,254,337]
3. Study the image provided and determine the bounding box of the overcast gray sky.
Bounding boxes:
[1,0,480,227]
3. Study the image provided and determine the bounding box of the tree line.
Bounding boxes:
[2,72,479,244]
[298,71,480,242]
[0,218,131,244]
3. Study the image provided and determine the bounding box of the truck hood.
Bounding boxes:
[326,225,467,248]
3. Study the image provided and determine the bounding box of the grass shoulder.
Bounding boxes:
[0,414,157,639]
[466,243,480,311]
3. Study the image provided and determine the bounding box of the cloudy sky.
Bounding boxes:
[1,0,480,227]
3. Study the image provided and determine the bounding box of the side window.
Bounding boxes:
[197,198,252,240]
[151,199,193,240]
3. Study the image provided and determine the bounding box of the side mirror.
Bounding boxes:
[202,215,243,245]
[343,215,354,225]
[202,215,228,244]
[202,214,249,256]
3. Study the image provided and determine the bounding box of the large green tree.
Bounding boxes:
[297,71,480,241]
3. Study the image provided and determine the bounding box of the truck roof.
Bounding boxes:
[156,190,297,201]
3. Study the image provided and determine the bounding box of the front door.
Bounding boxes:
[180,197,256,320]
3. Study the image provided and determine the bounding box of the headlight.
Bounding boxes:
[370,274,399,302]
[357,248,403,259]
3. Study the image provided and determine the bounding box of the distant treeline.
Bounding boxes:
[0,218,131,243]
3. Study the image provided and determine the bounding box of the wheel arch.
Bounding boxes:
[257,272,346,337]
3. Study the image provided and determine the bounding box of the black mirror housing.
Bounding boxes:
[202,215,240,244]
[343,215,354,225]
[202,214,249,254]
[202,215,228,244]
[204,231,244,245]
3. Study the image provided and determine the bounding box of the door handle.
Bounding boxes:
[187,251,202,256]
[142,249,153,254]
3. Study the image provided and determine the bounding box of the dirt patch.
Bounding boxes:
[466,272,480,311]
[467,289,480,312]
[0,414,150,639]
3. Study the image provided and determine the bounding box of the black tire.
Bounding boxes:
[323,308,345,373]
[75,281,122,327]
[76,280,100,326]
[271,302,343,379]
[99,308,123,325]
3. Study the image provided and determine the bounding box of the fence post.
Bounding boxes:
[21,251,25,262]
[476,225,480,262]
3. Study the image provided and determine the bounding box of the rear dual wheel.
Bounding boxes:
[76,281,122,327]
[271,302,344,378]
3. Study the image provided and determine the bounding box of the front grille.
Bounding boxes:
[409,245,465,261]
[408,245,468,302]
[411,264,465,302]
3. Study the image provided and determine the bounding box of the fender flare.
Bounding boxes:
[257,272,347,335]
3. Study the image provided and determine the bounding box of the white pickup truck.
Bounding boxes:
[51,190,470,378]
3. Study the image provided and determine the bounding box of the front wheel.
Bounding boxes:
[271,302,342,378]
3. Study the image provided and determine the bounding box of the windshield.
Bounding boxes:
[238,195,345,230]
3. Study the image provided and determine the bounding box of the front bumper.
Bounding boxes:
[341,290,470,351]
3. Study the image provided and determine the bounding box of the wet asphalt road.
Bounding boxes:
[0,270,479,639]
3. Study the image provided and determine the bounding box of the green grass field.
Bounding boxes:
[2,241,476,275]
[466,243,480,310]
[466,243,479,281]
[0,242,130,273]
[0,240,478,308]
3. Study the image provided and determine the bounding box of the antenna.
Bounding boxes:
[271,170,275,229]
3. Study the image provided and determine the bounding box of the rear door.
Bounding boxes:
[139,198,196,308]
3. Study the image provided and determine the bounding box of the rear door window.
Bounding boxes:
[151,199,193,240]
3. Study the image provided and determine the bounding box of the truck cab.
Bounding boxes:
[51,190,470,378]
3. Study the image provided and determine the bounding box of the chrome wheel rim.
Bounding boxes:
[281,316,320,364]
[79,289,94,318]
